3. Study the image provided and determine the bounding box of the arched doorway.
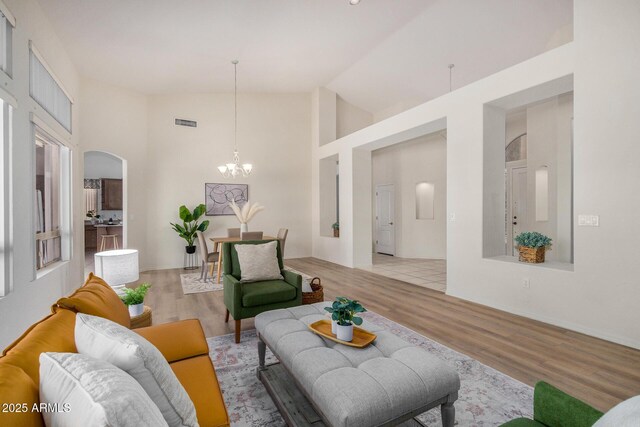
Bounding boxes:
[83,151,128,275]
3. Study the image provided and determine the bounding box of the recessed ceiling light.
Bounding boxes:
[349,0,361,5]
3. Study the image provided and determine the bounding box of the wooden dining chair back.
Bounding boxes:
[227,228,240,238]
[197,231,218,281]
[241,231,263,240]
[277,228,289,258]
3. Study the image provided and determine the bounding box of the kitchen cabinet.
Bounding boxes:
[84,224,97,249]
[101,179,123,210]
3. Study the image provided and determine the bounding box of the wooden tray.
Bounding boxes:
[308,319,376,348]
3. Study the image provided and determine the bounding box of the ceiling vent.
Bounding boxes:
[175,118,197,128]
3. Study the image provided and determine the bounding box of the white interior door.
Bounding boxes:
[507,164,528,255]
[375,184,395,255]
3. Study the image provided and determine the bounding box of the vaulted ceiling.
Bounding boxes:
[37,0,573,117]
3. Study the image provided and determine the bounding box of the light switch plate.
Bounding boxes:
[578,214,599,226]
[448,213,456,222]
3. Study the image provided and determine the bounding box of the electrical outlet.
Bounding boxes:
[522,278,531,289]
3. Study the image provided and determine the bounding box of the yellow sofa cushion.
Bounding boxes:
[0,363,43,427]
[55,273,130,328]
[171,355,230,427]
[1,309,76,383]
[135,319,208,363]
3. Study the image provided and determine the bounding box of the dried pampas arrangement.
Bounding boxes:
[229,200,264,224]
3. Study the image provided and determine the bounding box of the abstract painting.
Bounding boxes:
[205,183,248,216]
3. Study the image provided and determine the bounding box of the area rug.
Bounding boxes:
[208,310,533,426]
[180,272,222,294]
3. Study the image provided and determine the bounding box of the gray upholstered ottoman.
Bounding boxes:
[255,302,460,427]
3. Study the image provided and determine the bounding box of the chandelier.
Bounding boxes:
[218,60,253,178]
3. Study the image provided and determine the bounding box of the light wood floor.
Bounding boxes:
[140,257,640,412]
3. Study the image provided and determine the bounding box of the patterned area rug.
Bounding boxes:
[180,272,222,294]
[208,311,533,426]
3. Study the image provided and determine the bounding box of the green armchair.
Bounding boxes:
[501,381,604,427]
[222,240,302,343]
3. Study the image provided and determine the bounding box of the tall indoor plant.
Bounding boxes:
[515,231,552,263]
[324,297,367,342]
[170,204,210,254]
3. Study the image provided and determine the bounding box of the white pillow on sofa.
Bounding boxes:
[39,352,168,427]
[593,395,640,427]
[74,313,198,427]
[234,241,284,282]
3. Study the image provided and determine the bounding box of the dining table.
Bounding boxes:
[209,235,277,283]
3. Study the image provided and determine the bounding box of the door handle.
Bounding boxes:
[389,222,394,225]
[512,221,517,225]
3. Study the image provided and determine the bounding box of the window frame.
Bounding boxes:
[0,95,13,296]
[0,1,14,78]
[31,115,72,277]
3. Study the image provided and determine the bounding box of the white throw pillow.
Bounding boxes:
[235,241,284,282]
[39,352,168,427]
[74,313,198,427]
[593,395,640,427]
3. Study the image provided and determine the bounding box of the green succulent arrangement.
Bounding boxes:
[120,283,151,306]
[331,222,339,230]
[170,204,210,247]
[515,231,552,249]
[324,297,367,326]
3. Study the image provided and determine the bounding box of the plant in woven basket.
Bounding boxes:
[514,232,552,249]
[120,283,151,306]
[324,297,367,326]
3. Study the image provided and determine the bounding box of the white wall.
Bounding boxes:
[0,0,83,348]
[337,96,373,139]
[84,151,123,179]
[144,93,311,269]
[80,78,148,267]
[372,133,447,259]
[311,0,640,349]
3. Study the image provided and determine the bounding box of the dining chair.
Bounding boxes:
[241,231,263,240]
[227,228,240,238]
[277,228,289,258]
[197,231,219,281]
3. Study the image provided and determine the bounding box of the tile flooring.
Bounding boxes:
[359,253,447,292]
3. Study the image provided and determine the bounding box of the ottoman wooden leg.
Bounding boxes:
[225,309,230,323]
[441,400,455,427]
[235,319,241,343]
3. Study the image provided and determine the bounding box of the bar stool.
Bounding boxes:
[99,235,119,251]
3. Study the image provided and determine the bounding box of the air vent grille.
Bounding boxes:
[175,118,197,127]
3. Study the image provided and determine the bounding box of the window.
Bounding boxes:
[29,43,72,132]
[34,126,70,271]
[0,98,11,295]
[0,2,14,76]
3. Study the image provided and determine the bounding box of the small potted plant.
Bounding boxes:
[324,297,367,342]
[121,283,151,317]
[229,200,264,233]
[515,231,552,263]
[332,222,340,238]
[170,204,210,254]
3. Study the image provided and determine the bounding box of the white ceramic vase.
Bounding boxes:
[336,323,354,342]
[128,303,144,317]
[240,223,248,233]
[331,320,338,334]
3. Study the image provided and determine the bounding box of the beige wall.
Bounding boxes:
[312,0,640,349]
[337,96,373,139]
[372,133,447,259]
[0,0,82,348]
[145,93,312,269]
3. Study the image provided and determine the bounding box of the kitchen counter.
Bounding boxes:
[93,224,123,227]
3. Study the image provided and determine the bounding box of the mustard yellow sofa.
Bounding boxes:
[0,273,229,427]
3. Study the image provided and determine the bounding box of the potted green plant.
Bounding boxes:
[324,297,367,342]
[120,283,151,317]
[515,231,552,263]
[332,222,340,238]
[170,204,210,254]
